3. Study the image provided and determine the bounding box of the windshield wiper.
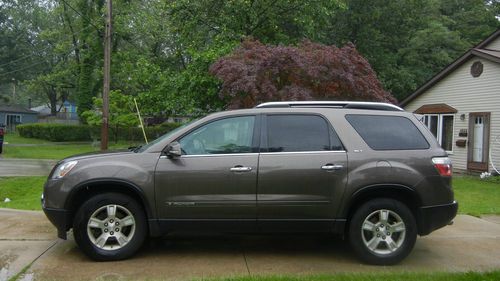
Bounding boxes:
[128,145,143,152]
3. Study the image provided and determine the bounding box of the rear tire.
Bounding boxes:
[73,193,147,261]
[348,198,417,265]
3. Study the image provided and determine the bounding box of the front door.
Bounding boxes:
[6,114,21,132]
[155,115,259,231]
[257,114,347,232]
[468,112,490,171]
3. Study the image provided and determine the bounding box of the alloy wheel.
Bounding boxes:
[86,204,136,250]
[361,209,406,255]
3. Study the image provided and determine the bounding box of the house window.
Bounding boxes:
[422,114,454,152]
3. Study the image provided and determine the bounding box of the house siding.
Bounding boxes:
[404,58,500,172]
[484,39,500,51]
[20,114,38,124]
[0,112,38,130]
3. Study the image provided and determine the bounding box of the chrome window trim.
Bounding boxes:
[260,150,347,155]
[159,150,347,159]
[160,153,259,159]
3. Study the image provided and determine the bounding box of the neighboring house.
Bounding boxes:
[31,101,79,124]
[31,101,78,119]
[401,29,500,173]
[0,105,38,132]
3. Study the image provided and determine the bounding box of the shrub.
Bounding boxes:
[17,123,183,142]
[17,123,92,142]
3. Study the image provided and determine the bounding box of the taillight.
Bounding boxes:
[432,157,452,176]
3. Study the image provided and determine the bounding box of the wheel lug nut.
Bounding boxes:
[377,234,380,237]
[382,236,386,239]
[115,222,119,226]
[387,232,391,235]
[110,231,114,235]
[381,224,384,228]
[376,228,379,232]
[110,219,114,223]
[104,223,108,226]
[115,228,119,232]
[104,229,108,232]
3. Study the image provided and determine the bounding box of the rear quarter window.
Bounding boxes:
[345,114,429,150]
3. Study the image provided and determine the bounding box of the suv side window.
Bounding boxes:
[266,114,342,152]
[179,116,255,155]
[346,114,429,150]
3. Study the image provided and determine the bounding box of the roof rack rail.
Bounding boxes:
[255,101,404,111]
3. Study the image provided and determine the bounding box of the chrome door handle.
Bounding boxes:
[321,164,343,171]
[230,166,252,172]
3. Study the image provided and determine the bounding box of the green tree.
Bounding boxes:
[3,0,500,117]
[166,0,340,47]
[330,0,499,100]
[439,0,500,45]
[82,90,139,142]
[74,0,104,117]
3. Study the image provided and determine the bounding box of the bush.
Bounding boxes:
[17,123,183,142]
[17,123,92,142]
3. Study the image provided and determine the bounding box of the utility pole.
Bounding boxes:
[101,0,112,150]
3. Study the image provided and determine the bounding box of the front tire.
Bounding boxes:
[73,193,147,261]
[348,198,417,265]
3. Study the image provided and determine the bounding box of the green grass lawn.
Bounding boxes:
[3,133,51,144]
[0,176,45,210]
[453,176,500,216]
[207,271,500,281]
[1,133,139,160]
[3,144,101,159]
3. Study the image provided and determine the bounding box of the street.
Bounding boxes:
[0,158,56,177]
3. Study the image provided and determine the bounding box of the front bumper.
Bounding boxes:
[42,196,71,239]
[418,201,458,235]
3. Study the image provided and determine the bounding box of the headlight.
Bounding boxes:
[52,160,78,179]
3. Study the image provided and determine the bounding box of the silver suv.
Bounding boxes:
[42,101,457,264]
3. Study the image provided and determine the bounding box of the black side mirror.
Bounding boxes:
[166,141,182,158]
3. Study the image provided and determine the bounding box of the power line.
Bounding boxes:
[1,60,55,77]
[58,0,101,31]
[0,0,102,69]
[0,24,95,69]
[0,60,48,77]
[0,45,80,77]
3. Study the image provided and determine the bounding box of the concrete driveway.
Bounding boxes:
[1,209,500,281]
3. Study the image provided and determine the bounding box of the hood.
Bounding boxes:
[59,149,134,163]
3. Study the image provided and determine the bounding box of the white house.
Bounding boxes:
[401,29,500,174]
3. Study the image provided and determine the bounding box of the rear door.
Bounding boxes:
[257,114,347,232]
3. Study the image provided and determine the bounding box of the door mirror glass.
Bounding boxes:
[166,141,182,158]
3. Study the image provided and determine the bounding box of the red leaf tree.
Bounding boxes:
[210,39,397,109]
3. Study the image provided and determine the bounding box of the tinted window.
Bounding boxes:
[346,115,429,150]
[329,127,344,151]
[267,115,341,152]
[179,116,255,155]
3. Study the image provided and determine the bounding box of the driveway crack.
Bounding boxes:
[9,239,59,281]
[241,248,251,276]
[0,239,53,242]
